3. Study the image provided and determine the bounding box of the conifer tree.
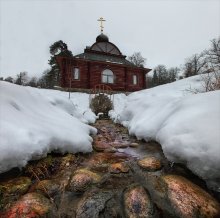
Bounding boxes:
[47,40,73,88]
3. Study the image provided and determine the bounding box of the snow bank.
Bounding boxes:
[0,82,97,173]
[37,89,97,124]
[110,75,220,190]
[109,93,127,122]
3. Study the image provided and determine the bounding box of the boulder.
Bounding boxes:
[33,179,60,197]
[109,162,129,174]
[123,185,154,218]
[0,177,31,196]
[1,192,52,218]
[76,189,113,218]
[138,157,162,171]
[68,168,101,192]
[162,175,220,218]
[129,142,139,148]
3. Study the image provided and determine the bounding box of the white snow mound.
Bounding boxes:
[110,74,220,190]
[0,82,97,173]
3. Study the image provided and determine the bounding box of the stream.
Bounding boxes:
[0,119,220,218]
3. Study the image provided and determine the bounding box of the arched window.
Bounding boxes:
[102,69,114,84]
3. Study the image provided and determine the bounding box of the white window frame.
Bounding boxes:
[133,74,138,85]
[73,67,80,80]
[102,69,114,84]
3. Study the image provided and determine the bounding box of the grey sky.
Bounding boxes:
[0,0,220,78]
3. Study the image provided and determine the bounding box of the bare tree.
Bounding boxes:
[205,37,220,73]
[199,37,220,91]
[201,72,220,92]
[167,67,179,82]
[209,37,220,65]
[28,76,38,87]
[38,69,50,88]
[153,65,169,85]
[15,72,29,85]
[127,52,146,67]
[4,76,14,83]
[183,52,207,78]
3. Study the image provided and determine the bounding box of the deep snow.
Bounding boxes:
[0,82,96,173]
[1,74,220,191]
[110,74,220,190]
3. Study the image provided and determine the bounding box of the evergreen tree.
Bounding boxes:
[47,40,73,88]
[152,71,159,86]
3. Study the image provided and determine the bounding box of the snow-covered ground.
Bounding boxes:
[110,74,220,190]
[1,74,220,191]
[0,82,97,173]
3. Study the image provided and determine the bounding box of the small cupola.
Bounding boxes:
[96,33,109,42]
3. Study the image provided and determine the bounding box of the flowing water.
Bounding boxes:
[0,119,219,218]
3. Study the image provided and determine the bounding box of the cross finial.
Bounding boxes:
[97,17,106,33]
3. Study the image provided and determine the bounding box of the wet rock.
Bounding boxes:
[1,192,53,218]
[33,179,60,197]
[68,168,101,192]
[100,127,108,133]
[162,175,220,218]
[60,153,75,168]
[52,168,73,191]
[86,152,130,172]
[138,156,162,171]
[0,177,31,196]
[123,185,154,218]
[99,195,123,218]
[111,141,129,149]
[103,147,117,153]
[76,188,113,218]
[109,162,130,174]
[93,139,112,151]
[130,142,139,148]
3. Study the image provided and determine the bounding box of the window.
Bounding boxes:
[102,69,114,84]
[133,75,138,85]
[73,68,80,80]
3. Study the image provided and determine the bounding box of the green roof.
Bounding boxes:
[74,52,136,66]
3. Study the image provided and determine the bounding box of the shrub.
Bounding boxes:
[90,94,113,116]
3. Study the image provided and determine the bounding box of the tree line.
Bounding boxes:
[146,37,220,88]
[1,40,73,88]
[1,37,219,89]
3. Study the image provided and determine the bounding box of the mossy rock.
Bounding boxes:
[0,177,32,211]
[0,177,31,196]
[1,192,53,217]
[68,168,101,192]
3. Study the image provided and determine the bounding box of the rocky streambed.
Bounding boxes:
[0,119,220,218]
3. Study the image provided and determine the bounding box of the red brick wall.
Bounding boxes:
[58,58,147,92]
[126,68,146,92]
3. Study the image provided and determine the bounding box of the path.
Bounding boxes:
[0,119,220,217]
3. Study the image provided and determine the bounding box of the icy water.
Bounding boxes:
[0,119,219,217]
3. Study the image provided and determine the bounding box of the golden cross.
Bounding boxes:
[97,17,106,33]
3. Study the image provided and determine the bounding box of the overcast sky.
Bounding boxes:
[0,0,219,78]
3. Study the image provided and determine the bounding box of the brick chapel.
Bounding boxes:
[56,18,151,92]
